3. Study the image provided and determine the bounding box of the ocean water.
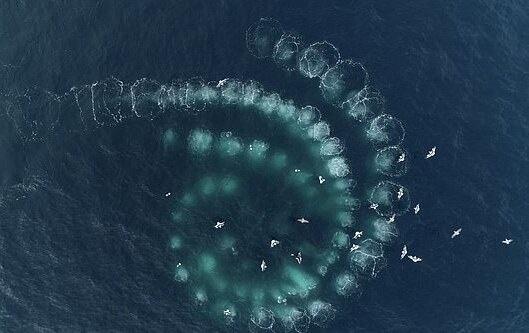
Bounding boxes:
[1,1,528,332]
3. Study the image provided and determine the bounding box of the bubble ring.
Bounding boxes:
[1,18,412,333]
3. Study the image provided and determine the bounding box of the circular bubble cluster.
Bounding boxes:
[158,80,362,332]
[246,17,412,331]
[246,18,284,59]
[246,17,408,170]
[298,42,340,78]
[0,18,412,333]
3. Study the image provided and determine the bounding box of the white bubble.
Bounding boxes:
[349,238,386,277]
[241,80,264,106]
[246,18,284,59]
[258,92,282,115]
[327,157,350,178]
[336,211,355,228]
[317,265,328,276]
[273,33,302,71]
[194,289,208,305]
[375,145,408,177]
[197,176,217,197]
[188,128,213,155]
[307,300,335,328]
[250,307,275,330]
[320,137,344,156]
[219,79,244,105]
[332,231,350,249]
[178,80,207,111]
[247,139,269,162]
[195,83,219,105]
[88,78,126,126]
[174,265,189,282]
[334,271,360,297]
[320,60,368,106]
[217,133,244,157]
[131,78,162,119]
[297,105,321,128]
[369,181,410,217]
[366,114,405,146]
[170,235,183,250]
[307,121,330,141]
[332,179,356,192]
[371,217,398,243]
[298,42,340,78]
[279,308,310,333]
[275,99,297,122]
[342,86,384,122]
[336,195,361,211]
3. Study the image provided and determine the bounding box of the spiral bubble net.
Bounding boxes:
[0,18,412,332]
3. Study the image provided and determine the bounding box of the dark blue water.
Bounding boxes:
[1,1,528,332]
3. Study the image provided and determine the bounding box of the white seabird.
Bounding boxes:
[270,240,280,248]
[426,146,436,159]
[414,204,420,214]
[291,252,302,264]
[216,78,229,87]
[214,221,225,229]
[398,153,406,162]
[318,176,326,184]
[502,239,513,245]
[296,252,302,264]
[350,244,360,252]
[397,187,404,199]
[407,255,422,263]
[297,217,309,224]
[353,231,363,239]
[260,260,267,271]
[400,245,408,259]
[451,228,462,239]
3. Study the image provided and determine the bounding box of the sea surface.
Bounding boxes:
[1,1,528,332]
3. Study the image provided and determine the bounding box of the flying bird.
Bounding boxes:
[414,204,420,214]
[400,245,408,259]
[216,78,229,87]
[318,176,326,184]
[291,252,303,264]
[502,239,513,245]
[451,228,462,239]
[387,214,396,223]
[398,153,406,162]
[270,240,280,248]
[369,203,379,210]
[426,146,436,159]
[214,221,225,229]
[353,231,363,239]
[297,217,309,224]
[350,244,360,252]
[407,255,422,263]
[260,260,267,271]
[397,187,404,199]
